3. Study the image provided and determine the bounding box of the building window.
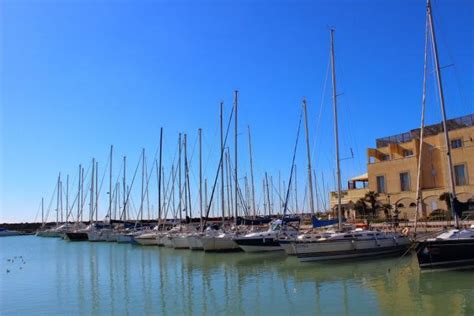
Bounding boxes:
[400,172,411,191]
[451,139,463,149]
[376,176,386,194]
[403,149,414,157]
[380,154,390,161]
[454,164,467,186]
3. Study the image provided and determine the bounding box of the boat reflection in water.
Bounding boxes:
[2,237,473,315]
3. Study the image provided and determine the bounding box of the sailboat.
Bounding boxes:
[234,111,301,252]
[292,29,411,262]
[36,175,71,237]
[200,95,241,252]
[66,159,97,242]
[415,0,474,271]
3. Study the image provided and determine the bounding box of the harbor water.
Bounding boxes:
[1,236,473,315]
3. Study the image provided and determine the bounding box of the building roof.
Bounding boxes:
[375,113,474,148]
[350,173,368,182]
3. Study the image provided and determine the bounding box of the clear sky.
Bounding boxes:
[1,0,473,223]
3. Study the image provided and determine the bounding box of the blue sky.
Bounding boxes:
[1,0,473,223]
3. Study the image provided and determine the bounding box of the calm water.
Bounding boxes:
[1,236,473,315]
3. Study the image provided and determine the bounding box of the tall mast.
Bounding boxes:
[199,128,203,228]
[426,0,458,227]
[270,175,274,215]
[65,175,69,222]
[204,179,208,218]
[226,148,234,218]
[140,148,145,222]
[234,90,239,224]
[161,166,165,220]
[170,164,175,221]
[244,175,250,216]
[123,156,127,222]
[265,172,271,216]
[60,179,63,223]
[184,133,192,221]
[220,102,225,224]
[81,166,84,222]
[415,12,430,236]
[303,99,315,216]
[108,145,113,221]
[248,126,256,219]
[262,179,267,215]
[90,158,95,223]
[95,161,98,222]
[56,173,60,225]
[330,29,343,231]
[178,133,182,225]
[115,182,119,220]
[294,165,299,212]
[146,164,150,220]
[155,160,163,222]
[41,197,44,226]
[158,128,163,226]
[278,171,282,213]
[77,165,81,223]
[225,150,231,218]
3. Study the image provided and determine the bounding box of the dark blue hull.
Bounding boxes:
[66,232,89,241]
[416,239,474,270]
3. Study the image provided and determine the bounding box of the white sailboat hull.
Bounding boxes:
[280,241,297,255]
[87,231,105,242]
[187,235,204,250]
[163,236,174,248]
[295,237,411,262]
[201,236,240,252]
[135,233,158,246]
[172,235,190,249]
[116,234,134,243]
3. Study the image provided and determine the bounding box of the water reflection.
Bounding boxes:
[1,237,473,315]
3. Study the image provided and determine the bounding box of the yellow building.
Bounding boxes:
[330,114,474,221]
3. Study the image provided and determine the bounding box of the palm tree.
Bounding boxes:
[354,198,368,221]
[364,191,380,217]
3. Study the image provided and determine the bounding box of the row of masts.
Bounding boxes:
[39,30,343,230]
[40,111,333,227]
[40,2,460,231]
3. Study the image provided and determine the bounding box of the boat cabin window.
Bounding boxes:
[343,234,353,238]
[271,223,281,231]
